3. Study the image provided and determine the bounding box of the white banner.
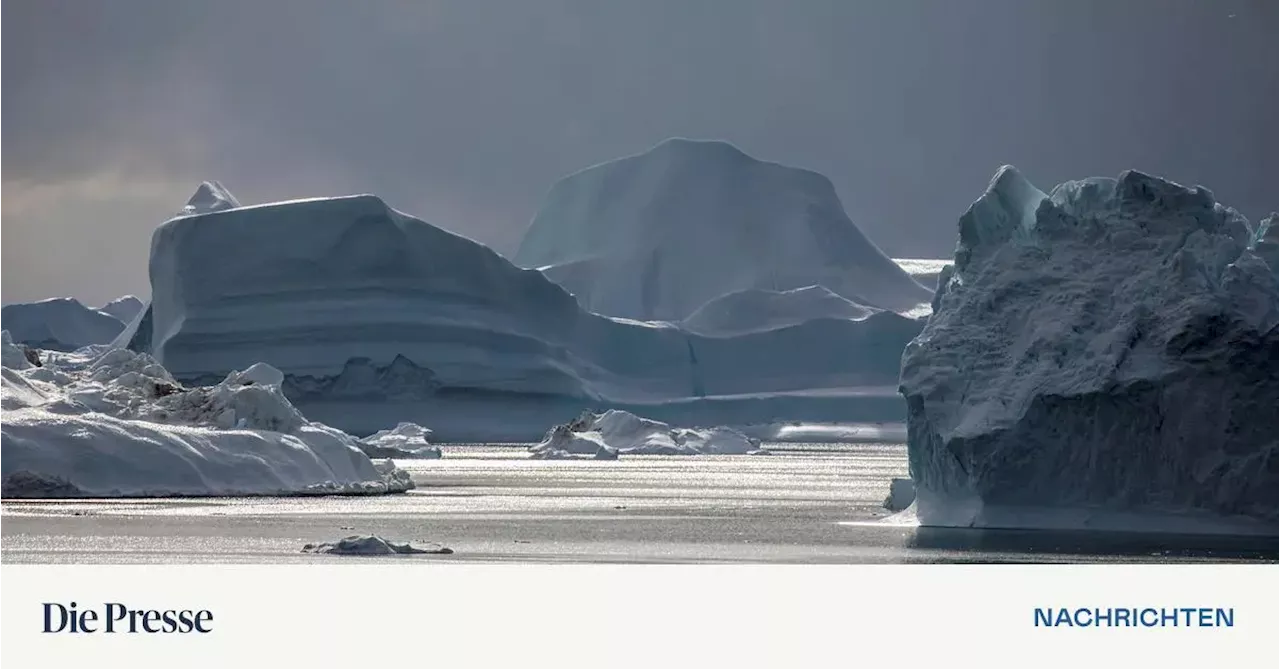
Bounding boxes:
[1,564,1275,668]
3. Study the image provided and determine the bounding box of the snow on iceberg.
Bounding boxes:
[516,138,933,320]
[358,422,442,459]
[124,190,919,440]
[180,181,241,215]
[1,297,129,351]
[1,345,413,497]
[900,166,1278,533]
[529,410,766,459]
[302,535,453,555]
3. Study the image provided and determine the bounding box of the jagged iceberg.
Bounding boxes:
[900,166,1278,534]
[529,410,764,459]
[1,297,132,351]
[516,138,933,320]
[121,188,919,440]
[1,337,413,497]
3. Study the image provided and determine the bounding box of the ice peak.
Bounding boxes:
[955,165,1047,267]
[182,181,241,215]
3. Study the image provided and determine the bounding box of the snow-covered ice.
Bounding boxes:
[900,166,1278,533]
[516,138,933,319]
[358,422,442,459]
[1,297,129,351]
[301,535,453,555]
[1,342,413,497]
[122,187,919,439]
[529,410,766,459]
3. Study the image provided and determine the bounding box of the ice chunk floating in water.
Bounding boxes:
[302,535,453,555]
[900,166,1278,534]
[0,345,413,497]
[530,410,765,459]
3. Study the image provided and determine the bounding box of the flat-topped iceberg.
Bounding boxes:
[0,339,413,497]
[900,166,1277,533]
[1,297,131,351]
[529,410,766,459]
[121,188,919,440]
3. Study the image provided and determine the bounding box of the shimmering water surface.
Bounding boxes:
[2,443,1274,563]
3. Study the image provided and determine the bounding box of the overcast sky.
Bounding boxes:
[3,0,1275,305]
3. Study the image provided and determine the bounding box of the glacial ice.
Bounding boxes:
[181,180,241,215]
[883,478,917,512]
[1,297,130,351]
[301,535,453,555]
[682,286,875,337]
[98,295,145,323]
[0,340,413,497]
[529,410,765,459]
[516,138,933,320]
[125,189,919,440]
[900,166,1278,533]
[358,422,442,459]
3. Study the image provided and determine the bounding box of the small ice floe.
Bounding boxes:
[529,410,764,459]
[301,535,453,556]
[882,477,917,512]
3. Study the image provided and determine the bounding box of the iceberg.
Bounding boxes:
[900,166,1278,533]
[180,180,241,215]
[98,295,145,323]
[1,297,129,351]
[122,190,919,440]
[529,409,765,459]
[301,535,453,555]
[1,340,413,497]
[516,138,933,320]
[357,422,442,459]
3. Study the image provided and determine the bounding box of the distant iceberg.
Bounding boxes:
[180,180,241,215]
[516,138,932,320]
[1,297,132,351]
[900,166,1278,534]
[530,410,765,459]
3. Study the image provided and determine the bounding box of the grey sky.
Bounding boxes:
[3,0,1275,305]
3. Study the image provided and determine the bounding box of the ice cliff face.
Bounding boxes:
[900,166,1278,531]
[126,192,920,438]
[516,138,932,320]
